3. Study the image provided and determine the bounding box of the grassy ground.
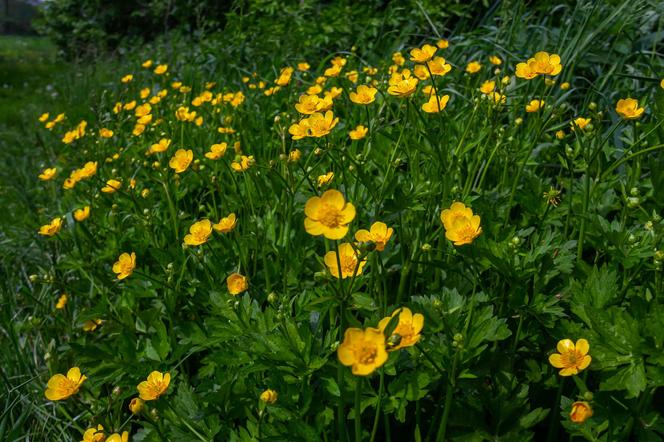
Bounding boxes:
[1,1,664,440]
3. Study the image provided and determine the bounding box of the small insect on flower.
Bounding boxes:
[112,252,136,280]
[548,338,591,376]
[337,327,388,376]
[440,202,482,246]
[227,273,248,295]
[615,98,645,120]
[82,424,105,442]
[378,307,424,351]
[45,367,87,401]
[260,389,278,404]
[570,401,593,423]
[39,217,62,236]
[304,189,356,240]
[183,219,213,246]
[137,371,170,401]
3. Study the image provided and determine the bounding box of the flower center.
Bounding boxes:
[358,345,377,365]
[319,204,344,228]
[457,224,479,241]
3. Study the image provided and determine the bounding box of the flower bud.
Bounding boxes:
[260,389,278,404]
[267,292,278,304]
[129,397,144,414]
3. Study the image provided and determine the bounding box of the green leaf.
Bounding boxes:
[600,361,647,398]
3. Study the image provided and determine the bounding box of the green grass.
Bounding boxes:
[1,1,664,440]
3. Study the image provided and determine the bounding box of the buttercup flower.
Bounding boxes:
[295,94,323,114]
[306,111,339,137]
[349,125,368,140]
[183,219,213,246]
[426,57,452,76]
[489,55,502,65]
[378,307,424,351]
[410,44,437,63]
[465,61,482,74]
[440,202,482,246]
[82,319,103,332]
[56,293,67,309]
[99,128,113,138]
[490,92,506,105]
[82,424,105,442]
[549,338,591,376]
[387,70,418,97]
[121,74,133,83]
[106,432,129,442]
[422,94,450,113]
[102,179,122,193]
[337,327,388,375]
[324,242,366,278]
[112,252,136,280]
[571,117,591,131]
[349,85,377,105]
[74,206,90,222]
[227,273,248,295]
[480,80,495,94]
[288,149,302,162]
[436,39,449,49]
[515,62,537,80]
[45,367,87,401]
[570,401,593,423]
[304,189,355,240]
[154,64,168,75]
[260,389,278,404]
[528,51,562,76]
[297,62,310,71]
[355,222,394,251]
[615,98,644,120]
[560,82,570,90]
[129,397,144,414]
[526,99,545,112]
[39,112,49,122]
[392,51,405,66]
[39,167,57,181]
[39,217,62,236]
[231,155,255,172]
[137,371,170,401]
[317,171,334,187]
[213,213,237,233]
[169,149,193,173]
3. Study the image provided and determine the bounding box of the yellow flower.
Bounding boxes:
[349,85,377,105]
[227,273,248,295]
[422,94,450,113]
[392,51,405,66]
[260,389,278,404]
[82,319,103,332]
[436,39,449,49]
[142,59,153,68]
[39,167,57,181]
[149,138,171,155]
[349,125,368,140]
[571,117,591,131]
[413,64,430,80]
[324,242,366,278]
[74,206,90,222]
[465,61,482,74]
[55,293,67,309]
[183,219,213,246]
[154,64,168,75]
[205,142,227,160]
[548,338,591,376]
[387,70,418,97]
[354,222,394,251]
[106,432,129,442]
[615,98,645,120]
[112,252,136,280]
[288,149,302,162]
[39,112,50,122]
[345,70,359,83]
[275,66,294,86]
[137,371,170,400]
[317,171,334,188]
[169,149,193,173]
[324,64,342,77]
[560,82,570,90]
[231,155,255,172]
[123,100,137,111]
[427,57,451,76]
[99,128,114,138]
[570,401,593,423]
[526,99,545,112]
[307,111,339,137]
[39,217,62,236]
[295,94,322,115]
[489,92,506,105]
[440,202,482,246]
[304,189,355,240]
[213,213,237,233]
[528,51,562,76]
[45,367,86,401]
[129,397,144,414]
[337,327,388,376]
[555,130,566,140]
[378,307,424,351]
[102,179,122,193]
[515,62,538,80]
[480,80,495,94]
[489,55,502,65]
[297,62,310,71]
[409,44,437,63]
[82,424,105,442]
[121,74,133,83]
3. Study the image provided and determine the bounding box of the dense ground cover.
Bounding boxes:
[1,1,664,441]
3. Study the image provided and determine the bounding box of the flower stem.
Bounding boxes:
[369,369,384,442]
[435,350,458,442]
[355,377,363,442]
[546,377,565,442]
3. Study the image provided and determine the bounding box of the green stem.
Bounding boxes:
[355,377,363,442]
[546,377,565,442]
[369,369,384,442]
[435,351,458,442]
